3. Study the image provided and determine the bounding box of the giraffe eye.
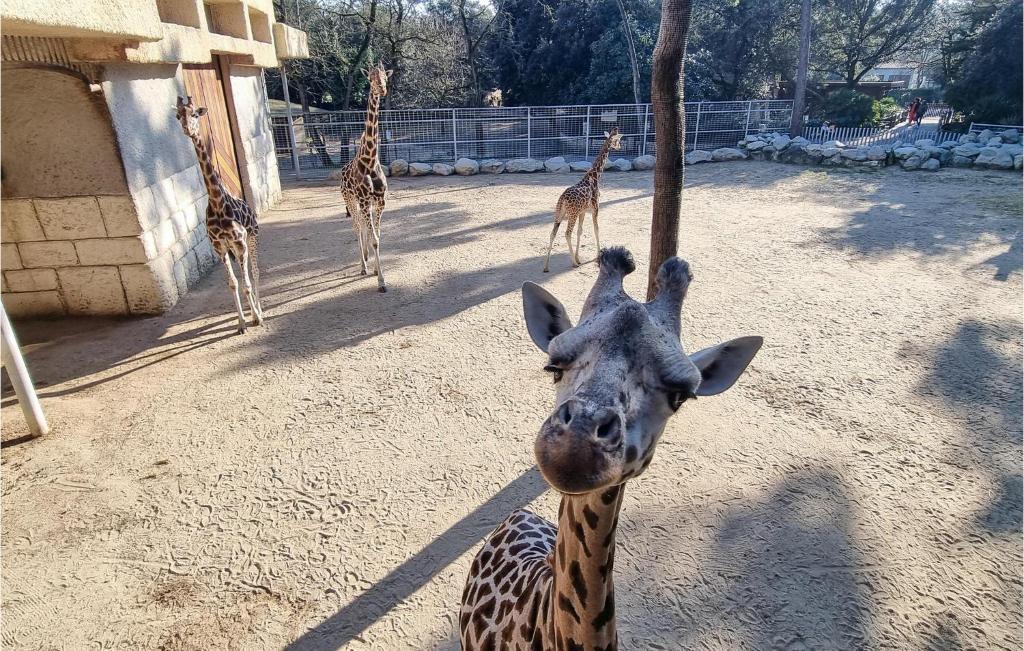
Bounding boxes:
[667,390,695,412]
[544,365,564,383]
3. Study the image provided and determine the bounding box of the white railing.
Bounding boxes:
[969,122,1024,135]
[271,100,794,179]
[802,124,961,147]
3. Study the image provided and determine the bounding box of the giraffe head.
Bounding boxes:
[175,96,207,140]
[604,127,622,151]
[522,248,762,494]
[363,62,393,98]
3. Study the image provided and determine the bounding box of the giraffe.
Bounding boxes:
[460,247,763,650]
[340,62,392,292]
[543,128,623,273]
[175,96,263,334]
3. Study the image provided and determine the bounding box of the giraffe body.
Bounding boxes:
[175,96,263,334]
[340,63,392,292]
[543,128,622,272]
[462,248,765,649]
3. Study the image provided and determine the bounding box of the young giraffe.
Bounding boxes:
[460,247,763,650]
[340,62,392,292]
[543,128,623,273]
[175,96,263,334]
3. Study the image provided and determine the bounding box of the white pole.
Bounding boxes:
[693,102,703,150]
[1,303,48,437]
[527,107,532,159]
[452,109,458,162]
[585,106,592,158]
[279,63,302,179]
[744,100,753,136]
[641,103,650,156]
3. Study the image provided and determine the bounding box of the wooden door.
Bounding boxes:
[182,58,243,197]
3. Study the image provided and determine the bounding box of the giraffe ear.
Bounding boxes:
[604,131,610,138]
[386,69,394,78]
[522,282,573,353]
[195,107,208,117]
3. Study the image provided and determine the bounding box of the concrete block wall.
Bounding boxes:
[229,65,282,213]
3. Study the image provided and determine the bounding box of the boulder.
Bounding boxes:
[921,158,940,171]
[569,161,592,172]
[611,158,632,171]
[914,139,935,148]
[632,155,656,170]
[823,140,846,148]
[771,134,791,150]
[820,154,842,166]
[506,158,543,173]
[454,158,480,175]
[544,156,569,173]
[974,147,1014,170]
[1001,143,1023,156]
[901,154,925,170]
[893,146,920,160]
[790,136,810,147]
[746,140,768,151]
[987,137,1004,146]
[867,145,888,161]
[951,155,975,168]
[958,133,978,144]
[711,147,746,161]
[741,134,763,143]
[926,146,952,164]
[480,159,505,174]
[978,129,995,143]
[840,147,869,162]
[938,140,958,149]
[1015,154,1023,171]
[432,163,454,176]
[409,162,433,176]
[390,159,409,176]
[1000,128,1021,144]
[685,150,713,165]
[859,160,883,170]
[821,146,842,158]
[953,143,982,158]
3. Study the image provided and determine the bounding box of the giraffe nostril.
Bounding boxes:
[595,414,621,443]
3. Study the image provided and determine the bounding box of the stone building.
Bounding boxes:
[0,0,308,317]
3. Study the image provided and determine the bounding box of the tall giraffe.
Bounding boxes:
[175,96,263,334]
[460,248,763,650]
[340,62,392,292]
[543,127,623,273]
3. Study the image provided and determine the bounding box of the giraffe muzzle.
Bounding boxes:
[534,399,624,493]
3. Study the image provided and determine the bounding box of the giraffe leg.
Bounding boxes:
[363,199,387,292]
[356,224,368,275]
[565,216,578,267]
[591,205,601,257]
[543,221,561,273]
[239,241,264,327]
[221,252,247,334]
[574,215,585,266]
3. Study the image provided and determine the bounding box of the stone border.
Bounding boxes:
[388,155,655,177]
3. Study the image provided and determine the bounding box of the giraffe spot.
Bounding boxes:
[573,523,592,557]
[508,542,530,556]
[592,591,615,629]
[558,593,580,624]
[624,446,638,464]
[582,504,600,529]
[569,561,588,607]
[600,486,620,505]
[493,562,514,586]
[565,638,585,651]
[478,631,495,651]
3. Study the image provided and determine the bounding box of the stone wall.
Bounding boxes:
[227,65,282,214]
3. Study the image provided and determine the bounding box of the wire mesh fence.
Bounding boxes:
[272,100,794,179]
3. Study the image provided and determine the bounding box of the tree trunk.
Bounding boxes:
[615,0,642,105]
[646,0,693,300]
[789,0,811,136]
[342,0,379,110]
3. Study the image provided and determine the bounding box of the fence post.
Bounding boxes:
[527,107,532,159]
[1,304,48,437]
[279,64,302,179]
[452,109,458,162]
[641,104,650,156]
[744,100,753,136]
[693,101,703,151]
[585,106,592,158]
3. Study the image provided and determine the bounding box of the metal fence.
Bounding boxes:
[969,122,1024,135]
[272,100,794,179]
[800,125,961,147]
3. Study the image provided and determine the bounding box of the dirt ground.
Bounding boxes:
[2,163,1021,650]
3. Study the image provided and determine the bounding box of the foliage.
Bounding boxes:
[943,0,1023,124]
[885,88,944,105]
[812,89,877,127]
[872,96,903,124]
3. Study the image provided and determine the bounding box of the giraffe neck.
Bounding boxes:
[189,133,225,213]
[549,484,624,650]
[357,90,382,167]
[586,137,614,183]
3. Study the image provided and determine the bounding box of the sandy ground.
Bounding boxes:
[2,163,1021,650]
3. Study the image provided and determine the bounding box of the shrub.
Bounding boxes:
[872,97,904,125]
[814,89,877,127]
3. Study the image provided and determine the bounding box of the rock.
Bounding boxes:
[953,144,982,158]
[771,134,791,150]
[914,139,935,148]
[611,158,632,171]
[959,133,977,144]
[823,140,846,148]
[632,155,656,170]
[544,156,569,173]
[711,147,746,161]
[454,158,479,175]
[1000,128,1020,144]
[978,129,995,143]
[602,159,614,171]
[821,154,842,166]
[975,147,1014,170]
[859,160,883,170]
[867,145,888,161]
[1001,143,1023,156]
[893,146,920,160]
[432,163,454,176]
[790,136,810,147]
[925,146,952,164]
[741,134,762,143]
[746,140,768,151]
[506,158,543,173]
[390,159,409,176]
[803,144,824,161]
[840,147,869,162]
[409,162,432,176]
[987,137,1004,146]
[901,154,925,170]
[821,146,841,158]
[952,155,975,167]
[939,140,957,149]
[1015,154,1023,171]
[479,159,505,174]
[921,158,940,171]
[569,161,592,172]
[685,150,713,165]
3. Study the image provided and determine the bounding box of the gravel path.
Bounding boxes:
[2,163,1021,650]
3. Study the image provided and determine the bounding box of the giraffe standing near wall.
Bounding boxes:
[460,247,764,650]
[340,62,392,292]
[543,128,623,273]
[175,96,263,334]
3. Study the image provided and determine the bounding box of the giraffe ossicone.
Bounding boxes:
[543,127,623,273]
[175,95,264,334]
[460,247,763,650]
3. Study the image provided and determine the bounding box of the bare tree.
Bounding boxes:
[615,0,643,105]
[646,0,693,299]
[789,0,811,136]
[456,0,502,106]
